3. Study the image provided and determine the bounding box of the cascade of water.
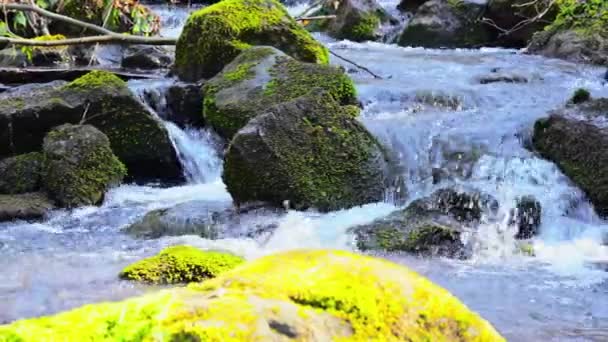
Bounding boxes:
[127,79,222,184]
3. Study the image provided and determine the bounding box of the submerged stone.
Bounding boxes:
[119,245,244,284]
[0,249,505,341]
[174,0,329,81]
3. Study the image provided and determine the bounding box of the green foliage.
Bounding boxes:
[571,88,591,104]
[550,0,608,35]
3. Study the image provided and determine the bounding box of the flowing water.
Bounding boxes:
[2,4,608,341]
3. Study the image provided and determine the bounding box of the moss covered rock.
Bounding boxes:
[533,97,608,217]
[398,0,493,48]
[42,124,126,208]
[0,71,183,183]
[0,192,55,223]
[204,46,357,139]
[0,249,504,341]
[352,188,499,257]
[119,245,244,284]
[0,152,44,194]
[528,0,607,65]
[224,89,387,211]
[174,0,329,81]
[308,0,397,42]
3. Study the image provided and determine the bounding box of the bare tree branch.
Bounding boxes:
[0,35,177,46]
[329,49,382,79]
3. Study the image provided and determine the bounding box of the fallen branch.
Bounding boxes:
[295,15,336,21]
[0,3,176,45]
[329,50,382,79]
[0,35,177,46]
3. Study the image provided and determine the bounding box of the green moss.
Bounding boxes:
[32,34,66,41]
[571,88,591,104]
[0,152,44,195]
[43,124,127,208]
[547,0,608,36]
[0,250,505,341]
[119,245,244,285]
[174,0,329,81]
[64,70,126,92]
[348,13,381,41]
[203,49,357,139]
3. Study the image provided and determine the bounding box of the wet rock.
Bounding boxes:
[224,89,389,212]
[308,0,397,42]
[532,96,608,216]
[351,188,498,257]
[124,201,232,239]
[509,195,542,239]
[0,152,44,195]
[42,124,126,208]
[121,46,173,70]
[203,46,356,139]
[477,70,530,84]
[397,0,428,13]
[397,0,492,48]
[0,250,505,341]
[174,0,328,81]
[0,192,55,222]
[165,83,204,127]
[119,245,244,284]
[0,71,184,183]
[430,136,486,184]
[413,90,464,110]
[528,29,608,66]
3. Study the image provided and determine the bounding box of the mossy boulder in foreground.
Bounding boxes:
[533,97,608,217]
[0,71,183,183]
[174,0,329,81]
[0,249,505,341]
[224,89,388,211]
[203,46,357,139]
[42,124,126,208]
[119,245,244,284]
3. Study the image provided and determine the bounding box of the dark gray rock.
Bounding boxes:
[121,46,173,70]
[166,83,205,128]
[509,195,542,239]
[0,192,55,222]
[0,152,44,194]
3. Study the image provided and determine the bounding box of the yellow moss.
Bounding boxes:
[0,250,504,341]
[119,245,245,284]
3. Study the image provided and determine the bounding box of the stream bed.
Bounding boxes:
[1,3,608,341]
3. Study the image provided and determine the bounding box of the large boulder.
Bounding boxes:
[0,250,505,341]
[224,89,388,211]
[165,83,205,128]
[0,71,183,182]
[124,201,232,239]
[203,46,357,139]
[42,124,126,208]
[174,0,329,81]
[0,193,55,222]
[0,152,44,194]
[397,0,492,48]
[528,29,608,66]
[309,0,397,42]
[352,188,497,257]
[532,97,608,217]
[119,245,244,284]
[527,0,607,65]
